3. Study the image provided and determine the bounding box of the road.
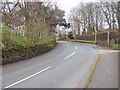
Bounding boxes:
[2,41,98,88]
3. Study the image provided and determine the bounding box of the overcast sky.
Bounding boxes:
[56,0,98,12]
[55,0,99,18]
[56,0,119,11]
[56,0,101,11]
[55,0,119,18]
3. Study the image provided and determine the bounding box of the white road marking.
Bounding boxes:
[64,51,76,60]
[98,53,102,55]
[75,46,77,50]
[64,46,78,60]
[4,66,52,88]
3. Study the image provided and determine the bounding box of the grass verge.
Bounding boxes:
[70,39,96,44]
[113,44,120,50]
[85,54,101,88]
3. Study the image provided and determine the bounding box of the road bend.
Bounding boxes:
[2,41,97,88]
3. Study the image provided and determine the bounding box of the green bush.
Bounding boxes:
[113,44,120,50]
[1,24,15,48]
[1,23,56,64]
[37,36,55,45]
[115,39,120,44]
[68,31,74,39]
[13,36,31,48]
[2,36,56,64]
[1,24,31,49]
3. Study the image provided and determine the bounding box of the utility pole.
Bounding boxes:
[107,31,110,47]
[94,27,97,44]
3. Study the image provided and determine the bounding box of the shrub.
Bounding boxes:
[113,44,120,50]
[1,24,15,48]
[13,36,31,48]
[37,36,55,45]
[68,31,74,39]
[2,36,56,64]
[115,39,120,44]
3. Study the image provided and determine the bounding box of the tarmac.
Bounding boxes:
[88,45,119,88]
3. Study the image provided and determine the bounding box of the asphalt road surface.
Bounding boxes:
[2,41,98,88]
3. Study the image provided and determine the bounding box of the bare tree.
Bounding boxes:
[68,1,119,36]
[1,1,66,43]
[99,1,119,29]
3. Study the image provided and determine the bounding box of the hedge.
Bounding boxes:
[2,39,56,65]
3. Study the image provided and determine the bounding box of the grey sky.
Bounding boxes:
[55,0,119,18]
[56,0,98,12]
[55,0,100,18]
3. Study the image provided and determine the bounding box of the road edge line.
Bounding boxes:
[84,54,101,88]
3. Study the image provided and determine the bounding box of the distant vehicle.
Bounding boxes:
[68,31,74,39]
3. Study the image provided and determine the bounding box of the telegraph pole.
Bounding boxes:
[94,27,97,44]
[107,31,110,47]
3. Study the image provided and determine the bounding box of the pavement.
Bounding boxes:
[88,45,119,88]
[79,43,119,88]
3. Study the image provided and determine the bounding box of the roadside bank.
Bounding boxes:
[2,39,57,65]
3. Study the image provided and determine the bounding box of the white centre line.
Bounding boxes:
[64,51,76,60]
[64,46,77,60]
[75,46,77,50]
[4,66,52,89]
